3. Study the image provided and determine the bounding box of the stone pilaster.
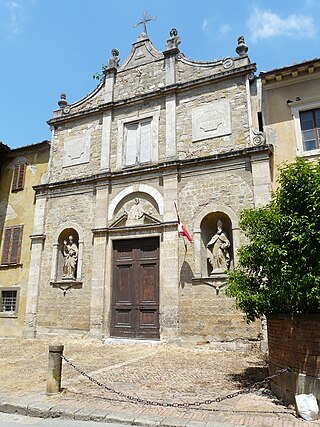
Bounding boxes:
[100,110,112,171]
[251,152,272,207]
[89,184,109,338]
[165,93,177,159]
[101,69,115,171]
[160,171,179,340]
[102,236,112,338]
[23,194,46,337]
[164,48,178,86]
[164,49,178,159]
[104,70,116,103]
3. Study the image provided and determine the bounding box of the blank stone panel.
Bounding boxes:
[63,135,91,167]
[192,100,231,142]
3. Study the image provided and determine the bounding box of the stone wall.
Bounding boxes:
[176,77,249,160]
[35,192,94,333]
[178,163,254,219]
[114,60,165,101]
[71,83,105,114]
[177,159,260,347]
[179,282,261,347]
[175,56,249,85]
[49,114,102,183]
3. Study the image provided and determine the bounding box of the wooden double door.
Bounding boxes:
[111,237,160,339]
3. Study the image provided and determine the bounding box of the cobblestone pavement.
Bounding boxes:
[0,337,318,426]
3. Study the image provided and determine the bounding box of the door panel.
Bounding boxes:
[116,264,134,303]
[111,237,159,339]
[111,242,135,337]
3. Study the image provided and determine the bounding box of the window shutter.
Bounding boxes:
[10,226,23,264]
[125,124,138,166]
[12,163,27,191]
[1,226,23,265]
[1,228,12,265]
[12,164,20,191]
[17,163,26,190]
[139,121,151,163]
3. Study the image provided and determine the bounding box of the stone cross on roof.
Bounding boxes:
[133,11,157,35]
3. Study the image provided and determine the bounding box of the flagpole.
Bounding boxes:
[174,202,178,217]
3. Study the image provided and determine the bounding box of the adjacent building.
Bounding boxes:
[260,58,320,186]
[0,141,50,336]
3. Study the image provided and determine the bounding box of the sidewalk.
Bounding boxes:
[0,337,316,426]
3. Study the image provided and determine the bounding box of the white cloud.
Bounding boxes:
[202,18,208,31]
[2,0,22,34]
[218,23,231,36]
[304,0,316,6]
[1,0,34,36]
[247,6,316,42]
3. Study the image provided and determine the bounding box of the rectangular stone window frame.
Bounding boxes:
[0,287,19,318]
[291,97,320,158]
[116,107,160,169]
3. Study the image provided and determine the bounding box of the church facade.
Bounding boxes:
[23,30,271,346]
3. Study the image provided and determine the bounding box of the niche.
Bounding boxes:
[57,228,79,281]
[200,212,233,277]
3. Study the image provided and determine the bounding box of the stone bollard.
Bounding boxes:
[46,343,64,395]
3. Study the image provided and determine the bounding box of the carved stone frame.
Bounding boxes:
[116,107,160,169]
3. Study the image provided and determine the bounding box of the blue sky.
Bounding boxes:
[1,0,319,149]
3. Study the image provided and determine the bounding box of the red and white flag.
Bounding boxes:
[174,203,193,243]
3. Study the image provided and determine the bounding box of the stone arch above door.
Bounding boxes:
[108,184,164,221]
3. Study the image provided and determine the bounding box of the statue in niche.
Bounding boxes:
[206,220,230,275]
[62,235,78,280]
[166,28,181,50]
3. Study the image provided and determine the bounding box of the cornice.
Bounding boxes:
[260,59,320,88]
[33,144,272,195]
[92,220,177,235]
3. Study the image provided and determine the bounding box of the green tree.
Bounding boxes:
[227,158,320,322]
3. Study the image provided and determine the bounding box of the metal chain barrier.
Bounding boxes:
[61,354,291,409]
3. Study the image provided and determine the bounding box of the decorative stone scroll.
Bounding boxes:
[192,100,231,142]
[251,128,266,146]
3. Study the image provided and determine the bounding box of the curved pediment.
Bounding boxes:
[119,33,164,71]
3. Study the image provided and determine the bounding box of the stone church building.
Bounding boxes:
[23,29,272,346]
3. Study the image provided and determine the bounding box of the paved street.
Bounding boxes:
[0,337,316,426]
[0,412,129,427]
